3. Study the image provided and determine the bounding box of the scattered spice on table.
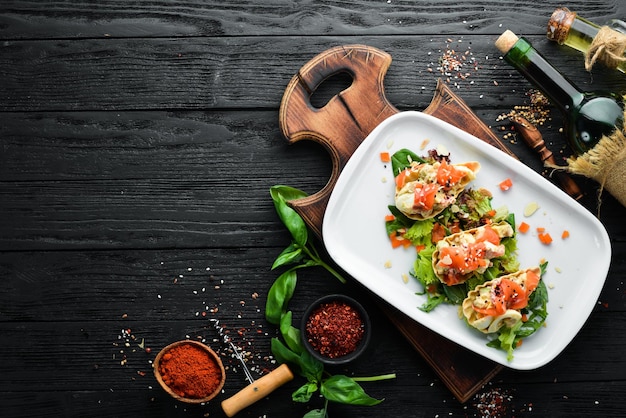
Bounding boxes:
[496,89,552,142]
[113,263,276,391]
[158,342,222,399]
[473,386,514,417]
[305,300,365,358]
[426,38,480,90]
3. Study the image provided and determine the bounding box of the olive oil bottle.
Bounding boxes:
[547,7,626,73]
[496,30,624,154]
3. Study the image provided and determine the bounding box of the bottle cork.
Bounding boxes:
[495,30,520,54]
[547,7,576,44]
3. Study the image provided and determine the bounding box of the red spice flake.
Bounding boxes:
[473,387,514,417]
[158,343,222,399]
[428,39,480,89]
[305,300,365,359]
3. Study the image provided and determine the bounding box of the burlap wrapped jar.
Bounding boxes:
[563,110,626,208]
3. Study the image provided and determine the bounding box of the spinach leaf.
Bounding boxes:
[442,283,467,305]
[391,148,426,175]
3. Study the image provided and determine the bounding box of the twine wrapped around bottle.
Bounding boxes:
[562,109,626,208]
[585,26,626,71]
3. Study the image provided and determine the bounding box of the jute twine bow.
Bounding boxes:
[585,26,626,71]
[560,109,626,212]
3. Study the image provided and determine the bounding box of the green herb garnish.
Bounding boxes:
[266,185,395,417]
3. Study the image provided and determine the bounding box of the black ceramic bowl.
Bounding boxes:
[300,294,371,365]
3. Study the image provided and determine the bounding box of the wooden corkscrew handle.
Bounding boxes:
[511,116,583,200]
[221,363,294,417]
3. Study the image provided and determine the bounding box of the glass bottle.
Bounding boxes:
[496,30,624,154]
[547,7,626,73]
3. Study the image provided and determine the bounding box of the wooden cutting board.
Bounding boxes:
[278,44,511,402]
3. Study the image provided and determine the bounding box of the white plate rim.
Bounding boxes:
[322,111,611,370]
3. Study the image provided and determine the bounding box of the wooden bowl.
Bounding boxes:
[153,340,226,404]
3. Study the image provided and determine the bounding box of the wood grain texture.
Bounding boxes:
[2,35,626,112]
[1,0,625,39]
[2,1,626,417]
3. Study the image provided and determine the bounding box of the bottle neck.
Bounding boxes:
[504,37,584,113]
[563,16,600,52]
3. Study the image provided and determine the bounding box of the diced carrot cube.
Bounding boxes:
[538,232,553,245]
[518,222,530,233]
[499,178,513,191]
[380,152,391,163]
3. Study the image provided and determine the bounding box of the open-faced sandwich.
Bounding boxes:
[461,266,541,334]
[394,159,480,220]
[432,221,515,286]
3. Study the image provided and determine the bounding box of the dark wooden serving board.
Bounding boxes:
[279,44,512,402]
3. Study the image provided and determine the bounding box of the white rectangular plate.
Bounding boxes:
[322,111,611,370]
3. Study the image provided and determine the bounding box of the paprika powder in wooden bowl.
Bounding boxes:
[153,340,226,404]
[301,294,371,365]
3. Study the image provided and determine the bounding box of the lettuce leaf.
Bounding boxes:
[413,246,438,287]
[404,219,436,247]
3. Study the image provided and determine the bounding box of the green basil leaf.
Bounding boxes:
[271,337,301,366]
[271,338,323,381]
[265,269,297,325]
[292,382,318,403]
[298,350,324,383]
[272,243,304,270]
[280,311,304,354]
[270,184,308,201]
[303,409,326,418]
[270,185,308,246]
[320,375,383,406]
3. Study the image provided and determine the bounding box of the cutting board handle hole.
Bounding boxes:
[309,72,353,109]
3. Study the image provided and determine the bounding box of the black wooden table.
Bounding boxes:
[1,2,625,417]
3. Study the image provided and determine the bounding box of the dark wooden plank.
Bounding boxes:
[1,312,625,415]
[3,379,624,418]
[2,2,625,417]
[1,0,625,39]
[1,245,623,322]
[2,35,626,112]
[2,108,625,251]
